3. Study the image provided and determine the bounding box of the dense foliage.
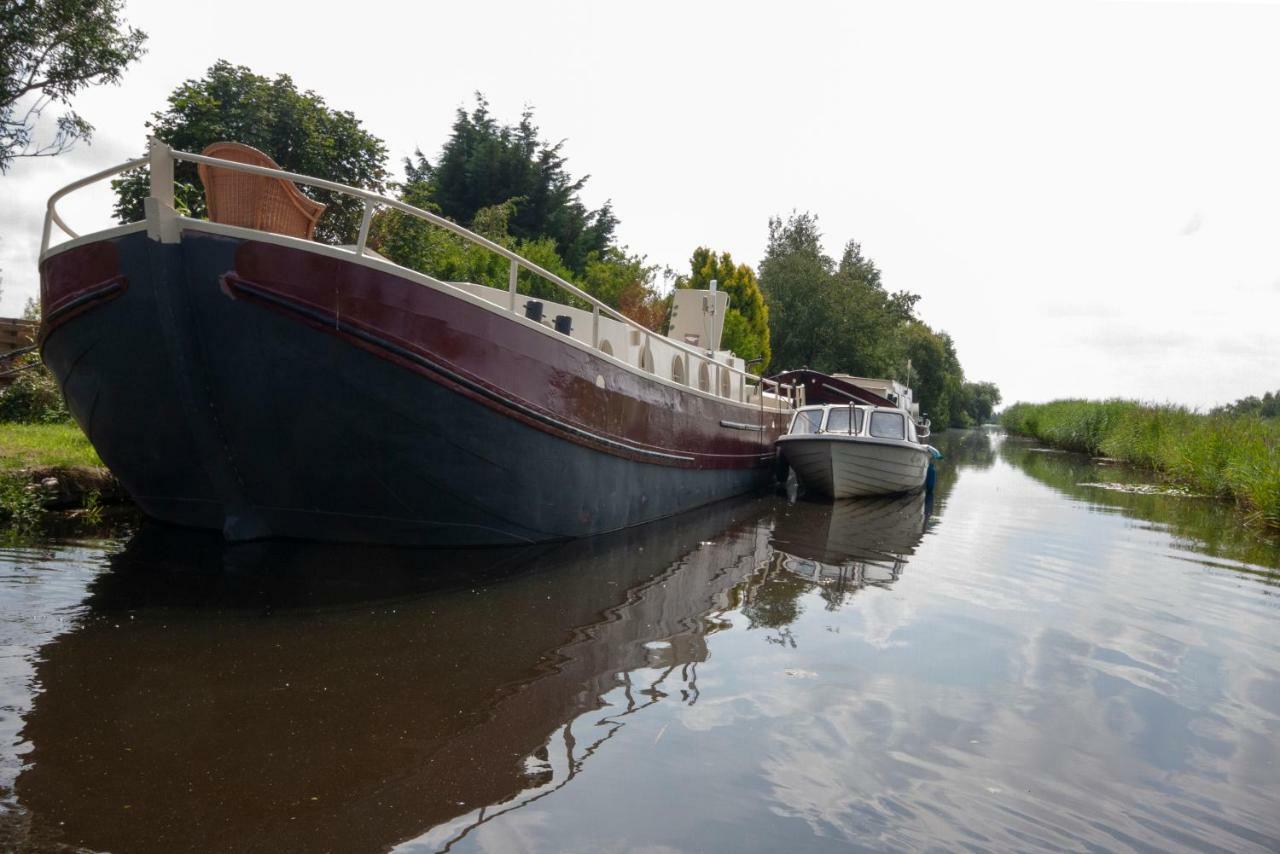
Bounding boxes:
[0,299,68,424]
[370,100,665,327]
[111,61,389,243]
[0,0,147,171]
[959,381,1002,424]
[0,353,69,424]
[672,247,771,372]
[1213,390,1280,419]
[411,96,617,275]
[1002,399,1280,528]
[758,212,996,426]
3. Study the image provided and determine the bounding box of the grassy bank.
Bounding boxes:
[0,422,102,470]
[0,423,115,529]
[1002,400,1280,529]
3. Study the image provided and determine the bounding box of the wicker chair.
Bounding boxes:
[197,142,326,240]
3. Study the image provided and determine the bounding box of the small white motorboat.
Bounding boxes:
[776,403,931,498]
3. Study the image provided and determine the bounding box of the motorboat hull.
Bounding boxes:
[39,223,788,545]
[776,434,930,499]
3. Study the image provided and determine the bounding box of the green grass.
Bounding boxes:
[1002,400,1280,529]
[0,422,102,471]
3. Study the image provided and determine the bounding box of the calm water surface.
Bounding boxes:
[0,429,1277,852]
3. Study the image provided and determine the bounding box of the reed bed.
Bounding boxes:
[1002,400,1280,529]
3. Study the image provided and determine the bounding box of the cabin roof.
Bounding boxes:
[770,369,896,408]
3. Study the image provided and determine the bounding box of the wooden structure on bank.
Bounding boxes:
[0,317,38,352]
[0,317,39,388]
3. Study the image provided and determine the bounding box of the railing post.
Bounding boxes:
[148,137,174,208]
[508,258,519,312]
[355,200,374,256]
[592,306,600,348]
[145,137,178,243]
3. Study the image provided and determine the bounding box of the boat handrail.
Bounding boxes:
[40,140,797,409]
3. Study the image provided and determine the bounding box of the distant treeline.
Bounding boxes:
[1213,390,1280,419]
[1002,399,1280,529]
[110,61,999,426]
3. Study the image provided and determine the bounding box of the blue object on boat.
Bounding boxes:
[928,445,943,460]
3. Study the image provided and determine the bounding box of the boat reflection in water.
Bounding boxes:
[14,498,777,853]
[761,492,929,612]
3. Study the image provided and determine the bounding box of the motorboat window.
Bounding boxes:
[790,409,824,435]
[869,411,906,440]
[824,406,864,434]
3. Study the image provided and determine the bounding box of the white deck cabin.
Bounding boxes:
[832,375,920,419]
[451,280,769,404]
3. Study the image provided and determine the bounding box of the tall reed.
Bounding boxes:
[1002,400,1280,529]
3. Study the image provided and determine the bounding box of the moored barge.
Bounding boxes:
[37,141,795,545]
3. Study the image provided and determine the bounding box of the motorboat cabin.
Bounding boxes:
[777,404,931,499]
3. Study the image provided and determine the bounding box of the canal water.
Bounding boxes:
[0,429,1277,852]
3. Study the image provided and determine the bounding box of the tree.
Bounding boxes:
[758,212,833,370]
[1,0,147,171]
[673,247,771,372]
[822,240,907,378]
[900,321,951,422]
[369,112,665,327]
[759,212,908,378]
[756,210,1000,428]
[369,159,663,325]
[409,96,618,275]
[111,61,389,244]
[959,381,1002,424]
[1214,390,1280,419]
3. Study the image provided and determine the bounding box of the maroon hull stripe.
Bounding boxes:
[39,242,128,342]
[39,276,127,343]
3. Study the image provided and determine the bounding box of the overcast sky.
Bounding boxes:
[3,0,1278,407]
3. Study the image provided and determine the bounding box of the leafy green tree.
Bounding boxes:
[959,381,1002,424]
[370,161,663,324]
[673,247,771,371]
[112,61,389,244]
[899,321,951,422]
[822,240,910,378]
[758,210,999,428]
[759,212,911,378]
[408,95,617,275]
[1,0,146,171]
[939,332,967,427]
[758,212,833,370]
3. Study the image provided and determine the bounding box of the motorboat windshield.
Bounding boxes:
[787,404,919,443]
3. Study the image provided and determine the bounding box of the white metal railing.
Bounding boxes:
[41,139,797,409]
